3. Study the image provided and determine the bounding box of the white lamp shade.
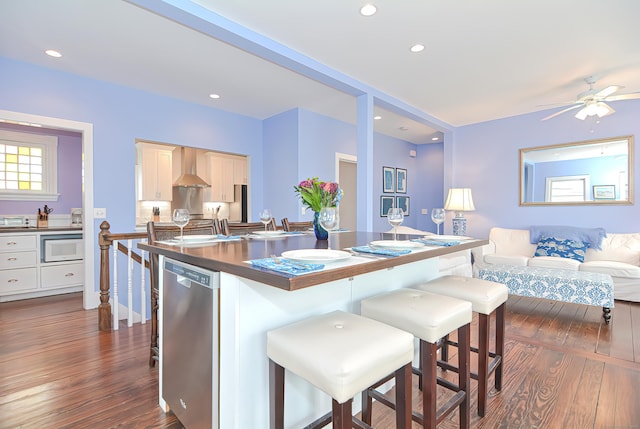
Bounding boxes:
[444,188,475,212]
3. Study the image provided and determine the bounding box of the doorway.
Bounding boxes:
[0,109,96,309]
[336,153,357,231]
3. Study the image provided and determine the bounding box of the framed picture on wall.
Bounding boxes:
[383,166,395,193]
[380,195,395,216]
[593,185,615,200]
[396,196,410,216]
[396,168,407,193]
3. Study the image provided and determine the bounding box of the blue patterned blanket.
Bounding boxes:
[529,225,606,250]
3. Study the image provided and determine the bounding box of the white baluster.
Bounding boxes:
[127,239,133,327]
[112,240,119,331]
[140,245,146,325]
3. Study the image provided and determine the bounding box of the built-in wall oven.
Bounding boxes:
[41,234,83,262]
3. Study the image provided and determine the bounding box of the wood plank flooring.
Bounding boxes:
[1,293,639,428]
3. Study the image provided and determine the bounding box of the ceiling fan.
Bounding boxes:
[541,76,640,121]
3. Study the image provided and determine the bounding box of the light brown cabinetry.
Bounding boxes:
[193,151,247,202]
[233,156,247,185]
[137,143,173,201]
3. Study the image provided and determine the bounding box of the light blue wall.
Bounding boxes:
[262,109,300,224]
[264,107,446,231]
[416,142,445,232]
[453,99,640,237]
[0,58,264,231]
[0,57,263,307]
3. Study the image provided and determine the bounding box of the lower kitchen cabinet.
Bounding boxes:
[0,231,84,301]
[0,267,37,293]
[41,262,84,289]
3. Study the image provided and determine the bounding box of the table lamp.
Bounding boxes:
[444,188,475,236]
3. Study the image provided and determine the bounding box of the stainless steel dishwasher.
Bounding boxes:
[162,257,219,429]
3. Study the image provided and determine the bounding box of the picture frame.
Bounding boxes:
[380,195,395,217]
[383,166,395,193]
[396,168,407,193]
[396,196,410,216]
[593,185,615,200]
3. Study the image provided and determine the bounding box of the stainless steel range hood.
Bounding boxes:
[173,147,210,188]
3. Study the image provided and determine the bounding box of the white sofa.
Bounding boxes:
[472,227,640,302]
[388,226,472,277]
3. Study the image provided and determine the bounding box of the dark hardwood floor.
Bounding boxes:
[1,293,639,428]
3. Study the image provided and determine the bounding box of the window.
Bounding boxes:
[545,175,589,202]
[0,130,58,201]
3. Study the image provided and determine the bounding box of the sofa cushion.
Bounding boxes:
[485,254,529,266]
[585,233,640,266]
[534,236,589,262]
[489,227,536,257]
[528,256,581,270]
[580,261,640,278]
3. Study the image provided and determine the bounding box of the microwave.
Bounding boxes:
[42,234,84,262]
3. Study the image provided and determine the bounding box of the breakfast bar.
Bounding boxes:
[139,231,487,428]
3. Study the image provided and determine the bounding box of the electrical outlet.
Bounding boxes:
[421,208,428,215]
[301,207,306,215]
[94,208,107,218]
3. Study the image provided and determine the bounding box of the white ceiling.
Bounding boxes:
[2,0,640,144]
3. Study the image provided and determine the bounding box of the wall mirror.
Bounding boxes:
[520,135,634,206]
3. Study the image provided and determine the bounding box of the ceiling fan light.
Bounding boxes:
[575,107,589,120]
[595,102,613,117]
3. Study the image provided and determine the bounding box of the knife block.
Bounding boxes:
[37,219,49,228]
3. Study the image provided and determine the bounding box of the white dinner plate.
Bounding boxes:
[281,249,351,264]
[425,234,472,241]
[253,230,286,236]
[175,234,217,242]
[369,240,424,250]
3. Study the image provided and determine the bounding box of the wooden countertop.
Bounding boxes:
[139,231,488,291]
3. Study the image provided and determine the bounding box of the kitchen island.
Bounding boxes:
[139,231,487,428]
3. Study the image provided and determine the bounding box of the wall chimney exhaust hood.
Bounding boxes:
[173,147,210,188]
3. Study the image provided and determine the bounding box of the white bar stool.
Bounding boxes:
[267,310,415,429]
[360,288,472,429]
[416,275,508,417]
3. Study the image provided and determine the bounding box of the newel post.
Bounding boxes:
[98,220,112,331]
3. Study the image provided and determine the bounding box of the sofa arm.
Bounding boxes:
[471,240,496,264]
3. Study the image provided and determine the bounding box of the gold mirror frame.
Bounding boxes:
[520,135,634,206]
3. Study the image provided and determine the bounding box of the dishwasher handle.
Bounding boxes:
[164,259,218,290]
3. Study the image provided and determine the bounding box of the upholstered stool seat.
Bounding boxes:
[360,288,473,429]
[267,310,415,429]
[416,275,508,417]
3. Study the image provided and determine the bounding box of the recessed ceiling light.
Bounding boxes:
[398,126,409,131]
[432,137,439,141]
[374,115,382,120]
[360,4,377,16]
[45,49,62,58]
[410,44,425,53]
[209,93,220,99]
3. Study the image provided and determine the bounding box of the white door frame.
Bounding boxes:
[0,110,97,309]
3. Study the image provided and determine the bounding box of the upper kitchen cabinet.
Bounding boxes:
[198,153,247,202]
[136,142,174,201]
[233,156,247,185]
[203,153,234,202]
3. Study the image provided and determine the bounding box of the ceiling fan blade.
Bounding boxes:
[604,91,640,101]
[595,85,622,98]
[541,104,584,121]
[600,103,615,117]
[536,101,577,108]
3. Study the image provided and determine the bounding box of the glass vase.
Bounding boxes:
[313,211,328,240]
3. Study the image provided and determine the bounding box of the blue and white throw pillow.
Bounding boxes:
[534,236,590,262]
